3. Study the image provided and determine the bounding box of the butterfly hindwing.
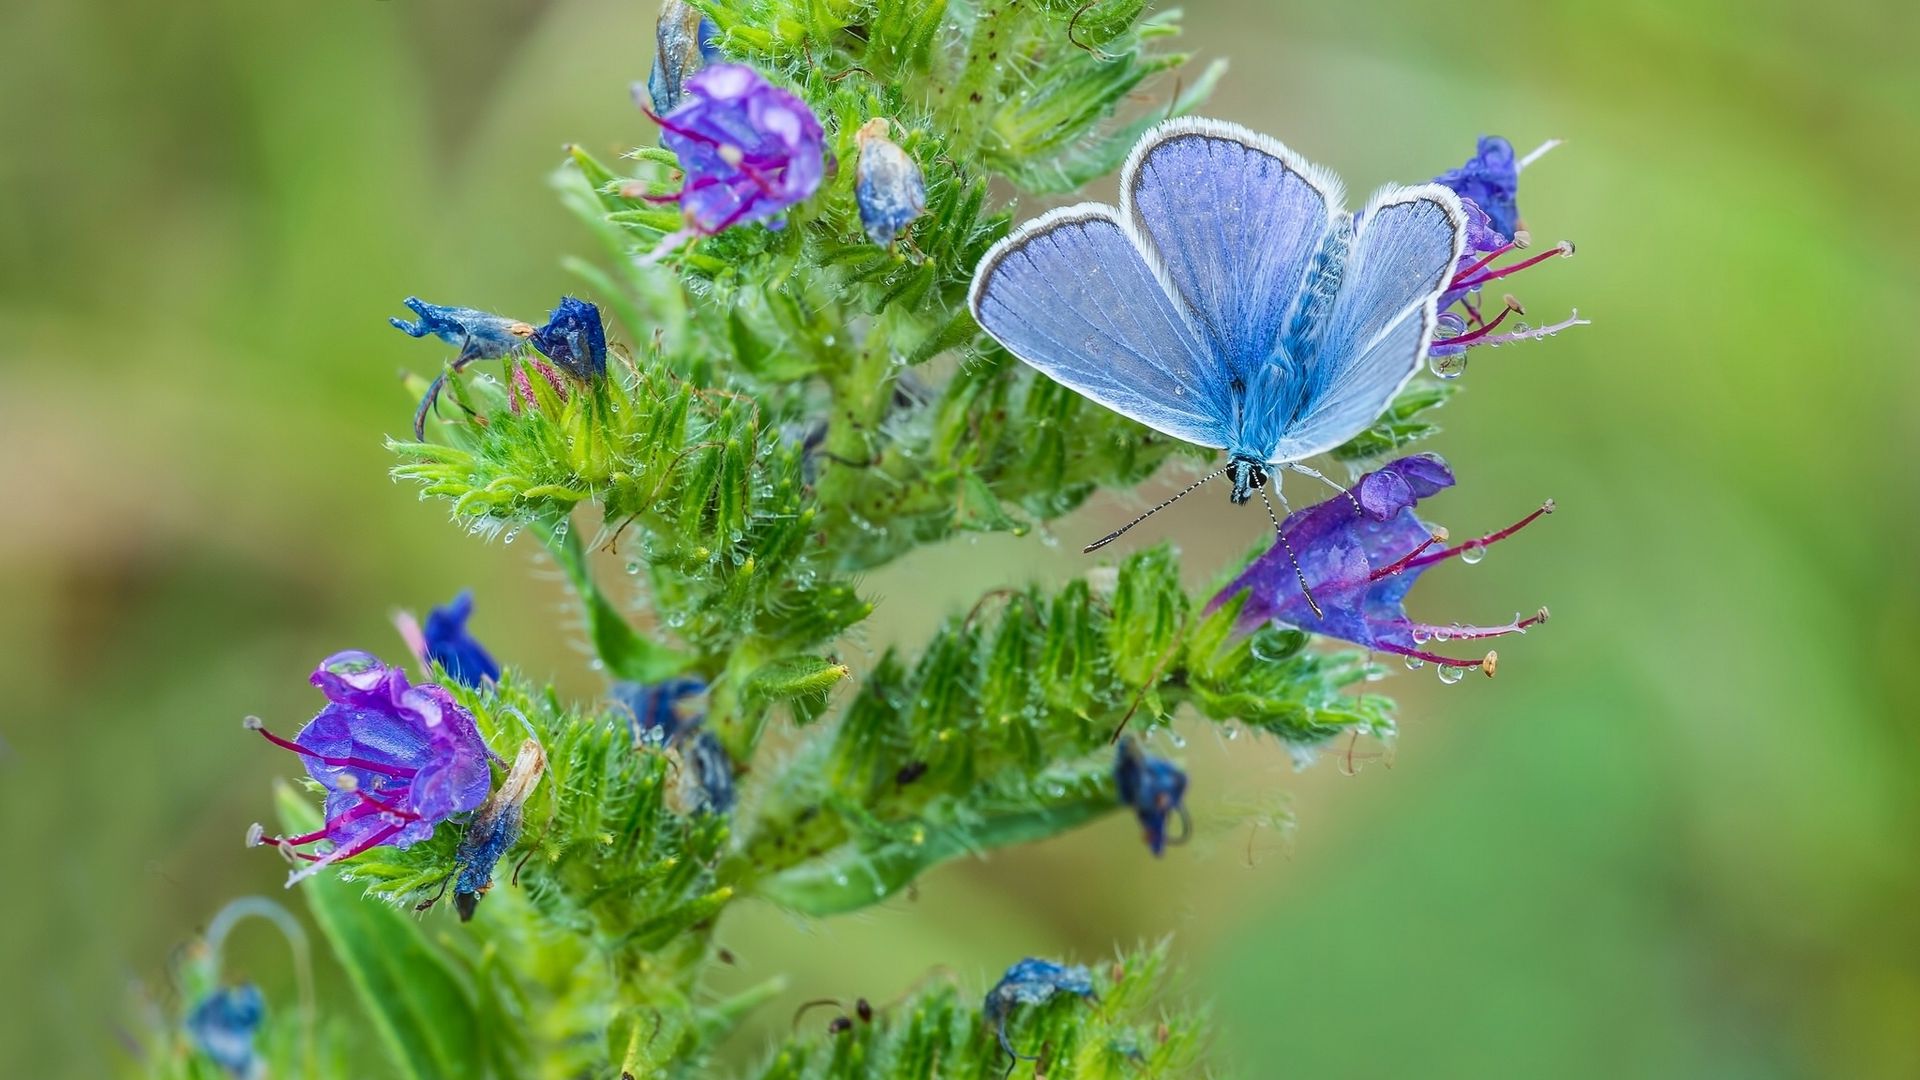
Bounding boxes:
[1269,184,1465,461]
[968,207,1232,448]
[1122,119,1343,386]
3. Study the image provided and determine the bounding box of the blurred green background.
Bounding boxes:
[4,0,1917,1075]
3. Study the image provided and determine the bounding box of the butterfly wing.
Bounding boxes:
[1121,118,1345,388]
[1266,184,1465,462]
[969,206,1231,448]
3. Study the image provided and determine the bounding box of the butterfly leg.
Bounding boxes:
[1284,462,1362,515]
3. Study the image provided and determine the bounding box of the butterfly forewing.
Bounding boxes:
[1121,120,1342,383]
[968,207,1231,448]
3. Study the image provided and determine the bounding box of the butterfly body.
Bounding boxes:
[970,119,1465,512]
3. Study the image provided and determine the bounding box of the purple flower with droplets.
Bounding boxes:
[1210,454,1552,677]
[247,652,491,884]
[1435,136,1522,238]
[185,984,264,1080]
[642,64,825,240]
[1422,137,1587,366]
[984,958,1097,1068]
[1114,737,1188,856]
[530,296,608,381]
[396,589,499,690]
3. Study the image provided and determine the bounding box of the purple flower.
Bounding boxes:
[1424,137,1587,369]
[854,118,926,247]
[643,0,722,114]
[529,296,608,382]
[1114,737,1188,856]
[984,958,1097,1068]
[247,652,492,884]
[683,730,735,814]
[1210,454,1552,678]
[609,677,706,747]
[452,738,545,921]
[388,298,535,362]
[396,589,499,690]
[185,984,264,1080]
[643,64,825,238]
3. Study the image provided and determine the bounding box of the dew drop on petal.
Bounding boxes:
[1437,665,1466,685]
[1428,351,1468,379]
[1404,655,1425,670]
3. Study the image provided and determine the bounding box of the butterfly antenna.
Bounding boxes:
[1258,485,1323,619]
[1082,465,1228,553]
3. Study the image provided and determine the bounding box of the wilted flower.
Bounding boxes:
[681,730,735,815]
[643,0,721,114]
[530,296,608,382]
[185,984,265,1080]
[247,652,492,884]
[854,117,927,247]
[641,63,826,252]
[609,677,707,747]
[396,588,499,689]
[452,738,546,921]
[984,958,1097,1067]
[1114,737,1188,856]
[1210,454,1552,678]
[388,297,535,362]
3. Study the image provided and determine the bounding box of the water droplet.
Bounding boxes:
[1437,665,1466,685]
[1364,666,1389,682]
[1431,628,1450,643]
[1403,655,1425,670]
[1428,351,1468,379]
[1225,726,1240,740]
[1167,731,1187,749]
[1411,627,1432,644]
[1460,541,1487,565]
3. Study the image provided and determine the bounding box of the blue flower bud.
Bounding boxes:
[855,118,927,247]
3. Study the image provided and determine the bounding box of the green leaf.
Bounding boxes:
[275,784,485,1080]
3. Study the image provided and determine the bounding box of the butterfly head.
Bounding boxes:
[1225,456,1269,505]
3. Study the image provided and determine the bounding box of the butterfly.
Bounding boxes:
[968,119,1466,608]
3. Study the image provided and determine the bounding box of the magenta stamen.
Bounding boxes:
[1463,295,1485,329]
[1406,502,1554,571]
[1451,241,1518,287]
[312,821,406,866]
[1433,303,1517,350]
[1370,532,1448,582]
[272,827,330,847]
[737,160,779,197]
[1410,608,1549,642]
[1372,641,1483,668]
[1453,243,1571,291]
[644,108,722,147]
[250,723,419,779]
[354,790,420,821]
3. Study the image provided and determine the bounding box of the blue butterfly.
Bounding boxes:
[969,119,1466,563]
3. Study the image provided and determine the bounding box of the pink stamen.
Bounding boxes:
[270,827,330,847]
[354,790,420,821]
[644,108,722,147]
[1371,641,1485,668]
[1455,311,1588,350]
[1407,500,1555,571]
[1451,241,1519,287]
[1409,607,1550,642]
[1433,302,1518,350]
[1370,530,1450,583]
[1453,241,1574,291]
[247,720,418,779]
